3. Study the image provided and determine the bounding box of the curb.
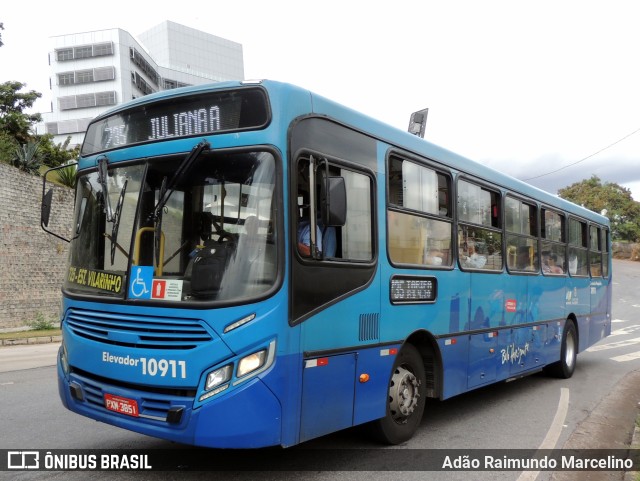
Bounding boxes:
[0,335,62,347]
[625,423,640,481]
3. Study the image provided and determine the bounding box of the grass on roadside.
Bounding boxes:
[0,311,61,340]
[0,329,61,340]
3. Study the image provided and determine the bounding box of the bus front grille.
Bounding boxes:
[70,369,193,425]
[66,308,212,350]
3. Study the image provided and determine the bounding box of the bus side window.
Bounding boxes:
[296,156,373,262]
[387,156,453,267]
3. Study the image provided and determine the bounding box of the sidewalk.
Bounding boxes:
[551,369,640,481]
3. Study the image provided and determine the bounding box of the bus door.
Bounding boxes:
[291,153,379,442]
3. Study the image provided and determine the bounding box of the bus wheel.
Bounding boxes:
[369,343,426,444]
[544,320,577,379]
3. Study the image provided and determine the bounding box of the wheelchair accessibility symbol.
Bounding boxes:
[128,266,153,299]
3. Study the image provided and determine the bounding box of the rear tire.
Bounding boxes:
[544,320,577,379]
[368,344,426,444]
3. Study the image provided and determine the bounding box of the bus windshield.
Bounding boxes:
[66,150,278,303]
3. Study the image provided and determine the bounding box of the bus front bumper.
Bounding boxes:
[57,348,282,448]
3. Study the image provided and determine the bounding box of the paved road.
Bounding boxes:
[1,259,639,480]
[0,342,59,372]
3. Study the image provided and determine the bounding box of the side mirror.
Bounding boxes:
[41,188,53,228]
[320,176,347,227]
[41,163,78,243]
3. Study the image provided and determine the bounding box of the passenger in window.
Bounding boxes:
[460,240,486,269]
[424,248,444,266]
[516,246,535,271]
[297,216,336,258]
[542,252,563,274]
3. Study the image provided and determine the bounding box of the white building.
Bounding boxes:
[41,21,244,146]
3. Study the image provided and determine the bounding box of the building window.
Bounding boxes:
[58,72,75,85]
[95,91,116,106]
[129,47,160,86]
[93,66,115,82]
[92,42,113,57]
[163,78,191,90]
[56,48,73,61]
[46,123,59,135]
[76,93,96,108]
[132,72,155,96]
[58,96,77,110]
[55,42,114,62]
[75,69,94,84]
[58,92,115,111]
[74,46,93,59]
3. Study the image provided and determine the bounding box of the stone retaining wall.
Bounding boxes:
[0,163,74,328]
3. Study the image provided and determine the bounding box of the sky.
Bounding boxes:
[2,0,640,199]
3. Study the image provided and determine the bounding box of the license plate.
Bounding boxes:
[104,393,139,417]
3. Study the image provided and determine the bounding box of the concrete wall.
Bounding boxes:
[0,163,74,328]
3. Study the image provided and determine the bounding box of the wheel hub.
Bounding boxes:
[389,366,420,422]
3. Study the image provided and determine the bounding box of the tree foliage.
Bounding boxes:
[558,175,640,242]
[38,134,80,167]
[0,81,42,144]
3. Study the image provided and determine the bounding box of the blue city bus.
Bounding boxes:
[41,80,612,448]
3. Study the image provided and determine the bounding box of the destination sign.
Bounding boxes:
[67,266,124,294]
[81,87,270,155]
[390,276,437,304]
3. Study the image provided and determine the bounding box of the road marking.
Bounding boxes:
[611,352,640,363]
[515,388,569,481]
[587,337,640,352]
[609,325,640,336]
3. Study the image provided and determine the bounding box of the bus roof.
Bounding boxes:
[86,79,608,227]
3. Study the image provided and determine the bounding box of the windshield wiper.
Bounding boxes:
[109,178,128,265]
[150,140,210,269]
[97,155,114,222]
[150,140,210,223]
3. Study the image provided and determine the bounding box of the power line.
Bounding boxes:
[522,126,640,181]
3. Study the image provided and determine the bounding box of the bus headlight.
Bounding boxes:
[237,349,267,378]
[205,364,232,391]
[60,341,69,376]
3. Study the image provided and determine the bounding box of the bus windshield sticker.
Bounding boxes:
[150,279,183,301]
[128,266,153,299]
[67,266,123,294]
[390,276,437,304]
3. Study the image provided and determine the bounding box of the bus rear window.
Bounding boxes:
[81,87,270,155]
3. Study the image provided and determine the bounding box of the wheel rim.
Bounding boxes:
[565,329,576,369]
[389,365,420,424]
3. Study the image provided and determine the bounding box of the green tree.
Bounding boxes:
[0,81,42,144]
[0,130,17,163]
[0,22,4,48]
[558,175,640,242]
[38,134,80,167]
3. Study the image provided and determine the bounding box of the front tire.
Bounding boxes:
[544,320,577,379]
[368,343,427,444]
